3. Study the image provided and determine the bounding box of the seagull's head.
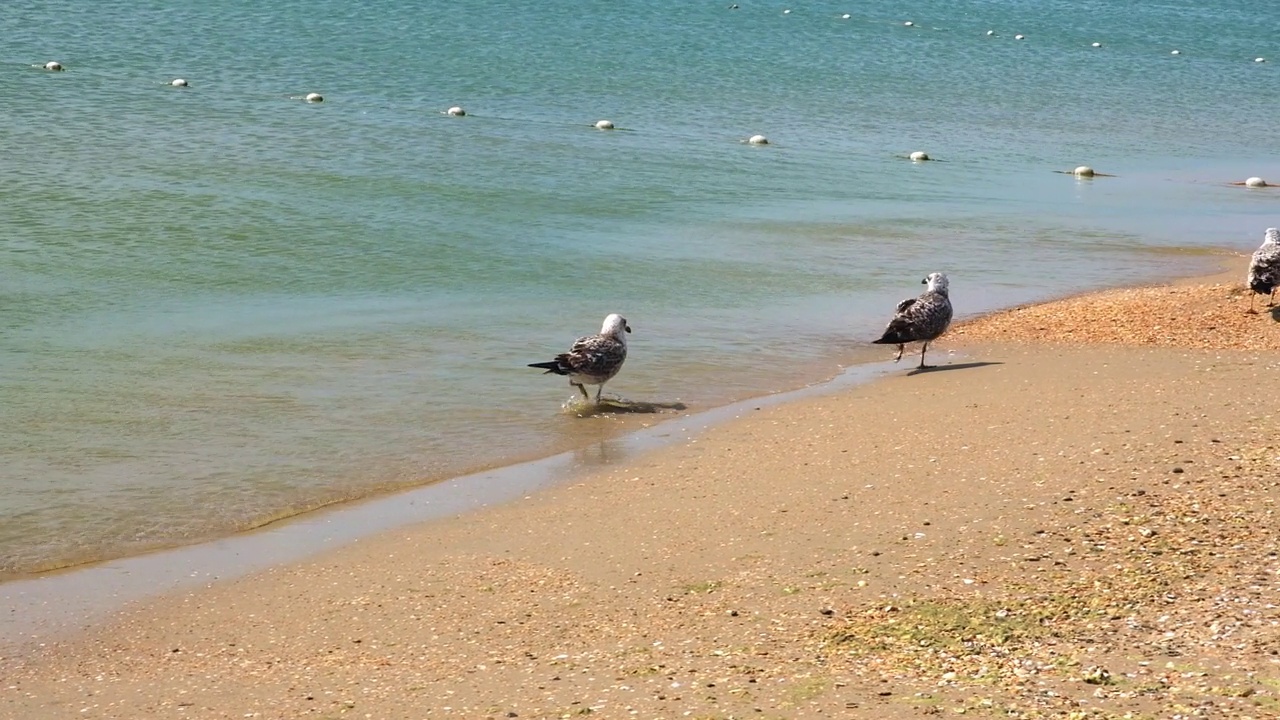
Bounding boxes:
[601,313,631,339]
[922,272,949,294]
[1266,228,1279,246]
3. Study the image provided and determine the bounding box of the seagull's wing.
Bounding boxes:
[561,334,626,377]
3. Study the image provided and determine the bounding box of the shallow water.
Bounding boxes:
[1,0,1278,577]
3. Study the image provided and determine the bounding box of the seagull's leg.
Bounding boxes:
[1271,289,1277,307]
[1249,293,1258,314]
[918,342,930,369]
[573,381,589,400]
[595,384,604,404]
[893,344,904,362]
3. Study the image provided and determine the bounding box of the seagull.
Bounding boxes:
[1247,228,1280,313]
[528,313,631,402]
[872,272,954,369]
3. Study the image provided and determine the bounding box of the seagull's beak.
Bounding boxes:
[625,325,632,333]
[921,277,928,284]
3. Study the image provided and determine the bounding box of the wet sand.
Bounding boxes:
[3,257,1279,719]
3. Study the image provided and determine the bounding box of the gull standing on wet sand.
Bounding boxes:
[1247,227,1280,313]
[873,272,953,369]
[528,313,631,402]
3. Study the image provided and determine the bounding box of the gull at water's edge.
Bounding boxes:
[1247,228,1280,313]
[528,313,631,403]
[873,272,954,369]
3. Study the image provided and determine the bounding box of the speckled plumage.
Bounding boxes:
[873,272,953,368]
[1247,228,1280,312]
[528,313,631,402]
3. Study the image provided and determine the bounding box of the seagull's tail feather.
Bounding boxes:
[528,360,570,375]
[872,324,916,345]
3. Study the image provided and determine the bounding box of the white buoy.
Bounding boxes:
[43,61,63,71]
[1245,177,1268,188]
[305,92,323,103]
[594,119,614,130]
[904,21,914,27]
[1255,57,1267,63]
[1170,49,1181,55]
[1014,34,1025,40]
[170,78,188,87]
[1092,42,1102,48]
[986,30,995,36]
[748,134,769,145]
[1073,166,1095,177]
[909,151,930,162]
[446,106,466,116]
[841,14,851,20]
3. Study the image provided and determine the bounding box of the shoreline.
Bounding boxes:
[4,253,1279,717]
[0,248,1236,583]
[0,252,1250,646]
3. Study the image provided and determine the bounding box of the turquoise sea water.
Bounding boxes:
[2,0,1277,577]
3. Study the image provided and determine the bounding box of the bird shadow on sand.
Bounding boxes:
[907,361,1003,376]
[564,397,688,418]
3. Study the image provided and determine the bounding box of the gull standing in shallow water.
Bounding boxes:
[1247,228,1280,313]
[528,313,631,402]
[873,272,954,369]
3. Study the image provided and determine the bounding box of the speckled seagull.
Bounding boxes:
[872,272,953,369]
[528,313,631,402]
[1247,227,1280,313]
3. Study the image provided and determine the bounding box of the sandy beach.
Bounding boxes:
[4,258,1279,719]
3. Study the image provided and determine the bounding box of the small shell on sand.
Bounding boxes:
[909,151,930,162]
[594,119,614,130]
[170,78,188,87]
[748,134,769,145]
[305,92,323,103]
[1245,177,1268,188]
[43,61,64,71]
[446,106,466,116]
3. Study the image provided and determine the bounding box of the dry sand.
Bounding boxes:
[3,258,1279,720]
